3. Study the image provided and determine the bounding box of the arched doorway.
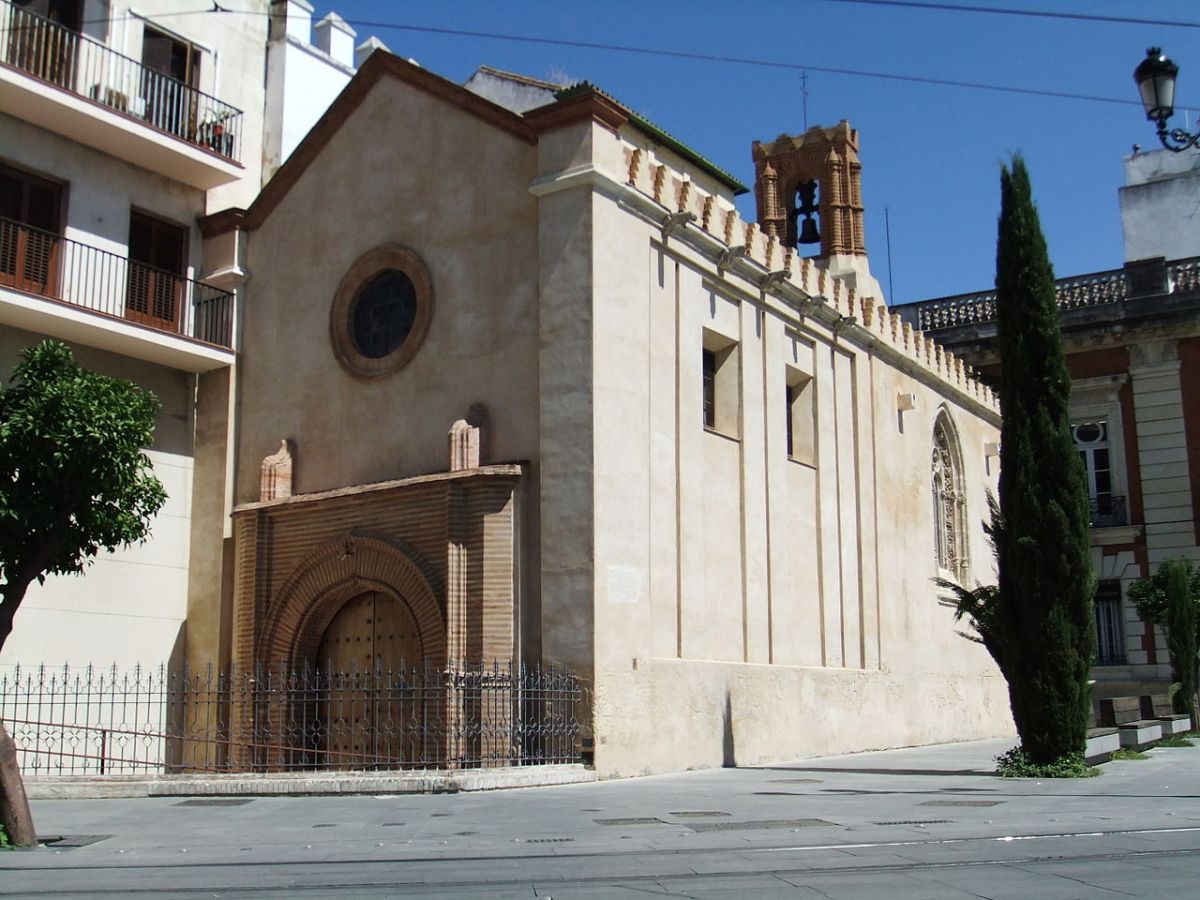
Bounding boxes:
[316,591,428,769]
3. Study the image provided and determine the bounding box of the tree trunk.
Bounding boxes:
[0,720,36,847]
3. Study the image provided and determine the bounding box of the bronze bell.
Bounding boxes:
[798,215,820,245]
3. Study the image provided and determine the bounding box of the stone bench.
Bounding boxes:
[1084,727,1120,764]
[1141,694,1193,735]
[1098,696,1164,751]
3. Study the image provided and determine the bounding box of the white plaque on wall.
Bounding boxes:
[606,565,642,605]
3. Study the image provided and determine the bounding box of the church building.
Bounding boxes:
[191,51,1014,775]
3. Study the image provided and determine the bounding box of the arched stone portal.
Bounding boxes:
[228,467,524,772]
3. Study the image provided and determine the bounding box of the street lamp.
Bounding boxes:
[1134,47,1200,153]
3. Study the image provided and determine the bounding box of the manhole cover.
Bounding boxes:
[688,818,834,833]
[594,817,666,826]
[920,800,1003,808]
[669,811,731,818]
[174,799,255,807]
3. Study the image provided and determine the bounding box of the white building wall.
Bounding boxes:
[1120,147,1200,263]
[263,24,355,180]
[578,122,1010,775]
[0,329,194,672]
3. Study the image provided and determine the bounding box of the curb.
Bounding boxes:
[24,764,596,800]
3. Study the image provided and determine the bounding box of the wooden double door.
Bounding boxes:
[316,592,425,769]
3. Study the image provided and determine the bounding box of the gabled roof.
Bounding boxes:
[201,54,748,236]
[201,52,536,236]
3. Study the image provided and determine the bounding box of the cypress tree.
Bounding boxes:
[1165,561,1198,724]
[992,156,1095,765]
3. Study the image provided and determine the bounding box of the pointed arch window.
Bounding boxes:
[932,412,969,583]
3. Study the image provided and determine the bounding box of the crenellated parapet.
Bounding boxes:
[618,134,999,413]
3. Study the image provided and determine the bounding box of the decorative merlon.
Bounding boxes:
[261,440,295,501]
[448,404,489,471]
[610,130,998,413]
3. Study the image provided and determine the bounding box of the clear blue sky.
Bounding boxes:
[313,1,1198,306]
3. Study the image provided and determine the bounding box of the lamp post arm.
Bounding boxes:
[1157,121,1200,153]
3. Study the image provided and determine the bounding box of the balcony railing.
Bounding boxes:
[0,1,242,163]
[1089,494,1128,530]
[0,217,234,349]
[905,257,1200,332]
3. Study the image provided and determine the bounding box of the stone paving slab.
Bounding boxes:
[5,737,1200,898]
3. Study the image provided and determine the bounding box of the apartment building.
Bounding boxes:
[0,0,377,671]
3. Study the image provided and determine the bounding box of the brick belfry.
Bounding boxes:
[752,120,866,259]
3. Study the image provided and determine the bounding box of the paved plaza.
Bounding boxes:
[3,737,1200,898]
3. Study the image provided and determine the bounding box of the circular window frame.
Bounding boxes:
[330,244,434,379]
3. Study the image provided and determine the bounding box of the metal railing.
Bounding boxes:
[0,217,234,348]
[1088,494,1128,529]
[907,257,1200,332]
[0,1,242,162]
[0,661,584,775]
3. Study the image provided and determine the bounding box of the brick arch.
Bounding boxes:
[257,535,446,671]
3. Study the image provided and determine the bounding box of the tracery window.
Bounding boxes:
[932,412,969,582]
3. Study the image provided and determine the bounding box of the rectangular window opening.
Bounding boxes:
[701,334,739,438]
[1094,579,1125,666]
[786,368,815,465]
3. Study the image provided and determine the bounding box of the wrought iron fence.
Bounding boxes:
[0,217,234,348]
[0,1,242,162]
[0,661,584,776]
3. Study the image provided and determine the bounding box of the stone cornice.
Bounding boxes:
[233,463,525,515]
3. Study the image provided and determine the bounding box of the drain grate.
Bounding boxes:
[381,822,406,827]
[311,824,337,829]
[39,834,111,849]
[526,837,575,843]
[594,817,666,826]
[874,819,952,826]
[688,818,834,833]
[920,800,1003,808]
[669,811,731,818]
[174,799,255,807]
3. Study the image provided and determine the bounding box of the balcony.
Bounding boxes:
[0,217,234,372]
[898,258,1200,334]
[0,1,243,189]
[1089,495,1129,530]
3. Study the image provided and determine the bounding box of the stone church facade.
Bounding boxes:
[198,53,1013,775]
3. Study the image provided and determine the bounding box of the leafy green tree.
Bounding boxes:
[1148,561,1200,722]
[0,340,166,846]
[950,157,1095,768]
[1127,559,1200,636]
[1128,560,1200,719]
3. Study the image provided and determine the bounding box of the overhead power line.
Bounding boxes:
[817,0,1200,29]
[322,19,1154,109]
[85,7,1194,110]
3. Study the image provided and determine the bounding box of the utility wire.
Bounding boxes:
[301,19,1155,109]
[82,7,1192,110]
[817,0,1200,29]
